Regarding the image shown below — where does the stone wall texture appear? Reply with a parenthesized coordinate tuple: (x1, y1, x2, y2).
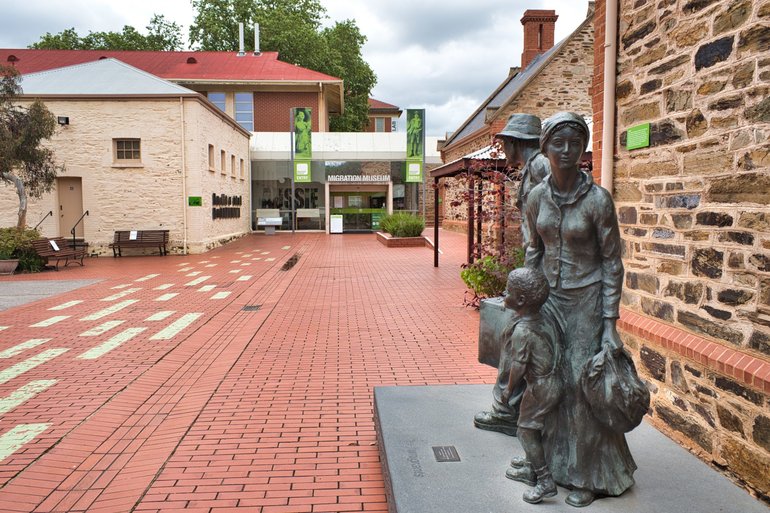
(0, 97, 250, 255)
(607, 0, 770, 500)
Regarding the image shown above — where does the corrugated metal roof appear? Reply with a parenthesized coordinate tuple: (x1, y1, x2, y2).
(19, 58, 196, 96)
(368, 98, 400, 111)
(1, 49, 342, 83)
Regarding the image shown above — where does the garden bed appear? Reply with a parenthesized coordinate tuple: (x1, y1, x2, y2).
(376, 231, 430, 248)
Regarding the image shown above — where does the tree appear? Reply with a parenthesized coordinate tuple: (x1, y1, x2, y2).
(0, 66, 62, 229)
(30, 15, 183, 51)
(189, 0, 376, 131)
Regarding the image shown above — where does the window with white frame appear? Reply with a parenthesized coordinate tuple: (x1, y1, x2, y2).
(234, 92, 254, 131)
(375, 117, 386, 132)
(114, 138, 141, 162)
(208, 92, 226, 112)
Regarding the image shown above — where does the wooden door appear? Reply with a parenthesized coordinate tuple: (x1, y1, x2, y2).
(57, 177, 84, 238)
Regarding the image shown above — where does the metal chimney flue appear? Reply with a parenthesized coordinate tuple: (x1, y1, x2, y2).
(254, 23, 261, 55)
(238, 22, 245, 56)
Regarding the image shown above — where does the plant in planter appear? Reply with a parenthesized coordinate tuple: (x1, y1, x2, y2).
(460, 246, 525, 308)
(379, 212, 425, 238)
(0, 227, 44, 274)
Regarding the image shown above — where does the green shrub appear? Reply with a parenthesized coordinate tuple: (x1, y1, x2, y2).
(379, 212, 425, 238)
(0, 227, 45, 272)
(460, 248, 525, 299)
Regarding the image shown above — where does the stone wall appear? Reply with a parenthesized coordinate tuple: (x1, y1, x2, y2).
(0, 97, 250, 255)
(610, 0, 770, 499)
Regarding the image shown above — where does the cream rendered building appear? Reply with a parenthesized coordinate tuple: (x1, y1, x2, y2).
(0, 59, 251, 254)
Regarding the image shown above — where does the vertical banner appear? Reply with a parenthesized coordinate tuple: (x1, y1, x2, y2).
(292, 107, 312, 182)
(405, 109, 424, 183)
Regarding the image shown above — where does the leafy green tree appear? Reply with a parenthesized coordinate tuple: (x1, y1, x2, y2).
(0, 66, 62, 229)
(30, 15, 183, 51)
(190, 0, 376, 131)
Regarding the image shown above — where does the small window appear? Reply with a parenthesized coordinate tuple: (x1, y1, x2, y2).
(208, 144, 215, 171)
(240, 158, 245, 179)
(208, 92, 226, 112)
(220, 150, 226, 175)
(114, 139, 141, 162)
(231, 155, 236, 177)
(234, 92, 254, 131)
(375, 117, 386, 132)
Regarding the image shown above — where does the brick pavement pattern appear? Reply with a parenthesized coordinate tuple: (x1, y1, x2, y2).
(0, 231, 493, 512)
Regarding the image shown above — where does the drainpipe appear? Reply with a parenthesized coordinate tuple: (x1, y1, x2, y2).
(180, 97, 188, 255)
(600, 0, 618, 194)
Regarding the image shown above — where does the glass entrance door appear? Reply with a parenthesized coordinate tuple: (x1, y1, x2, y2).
(330, 191, 387, 233)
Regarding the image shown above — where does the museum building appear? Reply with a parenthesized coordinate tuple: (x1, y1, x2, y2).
(0, 48, 438, 253)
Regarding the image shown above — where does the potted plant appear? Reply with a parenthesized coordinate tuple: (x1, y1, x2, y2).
(0, 227, 42, 275)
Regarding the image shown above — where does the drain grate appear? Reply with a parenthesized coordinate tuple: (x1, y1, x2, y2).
(280, 253, 300, 271)
(242, 305, 261, 311)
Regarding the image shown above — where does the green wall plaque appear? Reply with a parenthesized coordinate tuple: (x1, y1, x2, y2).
(188, 196, 202, 206)
(627, 123, 650, 150)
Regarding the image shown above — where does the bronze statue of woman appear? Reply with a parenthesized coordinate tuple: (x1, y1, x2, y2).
(521, 112, 636, 507)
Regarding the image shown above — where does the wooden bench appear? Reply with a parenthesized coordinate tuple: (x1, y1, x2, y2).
(109, 230, 169, 257)
(31, 237, 86, 270)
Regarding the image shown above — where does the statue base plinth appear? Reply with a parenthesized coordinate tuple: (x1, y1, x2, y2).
(374, 384, 767, 513)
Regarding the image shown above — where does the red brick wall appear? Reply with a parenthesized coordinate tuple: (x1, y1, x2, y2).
(521, 10, 558, 68)
(592, 0, 606, 185)
(254, 92, 320, 132)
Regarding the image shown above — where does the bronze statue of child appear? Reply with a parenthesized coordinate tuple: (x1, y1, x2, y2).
(502, 267, 561, 504)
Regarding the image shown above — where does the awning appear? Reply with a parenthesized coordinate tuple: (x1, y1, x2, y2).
(430, 145, 506, 178)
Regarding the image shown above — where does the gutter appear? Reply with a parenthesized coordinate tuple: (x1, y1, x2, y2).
(600, 0, 618, 193)
(180, 97, 188, 255)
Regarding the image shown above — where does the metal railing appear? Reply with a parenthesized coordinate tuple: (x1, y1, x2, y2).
(70, 210, 89, 248)
(33, 211, 53, 231)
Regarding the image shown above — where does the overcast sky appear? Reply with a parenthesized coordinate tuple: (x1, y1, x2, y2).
(0, 1, 590, 137)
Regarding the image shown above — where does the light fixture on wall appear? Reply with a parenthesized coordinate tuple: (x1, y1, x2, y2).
(57, 116, 69, 126)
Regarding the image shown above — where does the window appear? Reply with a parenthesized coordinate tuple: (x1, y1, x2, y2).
(114, 139, 141, 162)
(240, 159, 245, 180)
(234, 92, 254, 131)
(208, 144, 215, 171)
(375, 117, 386, 132)
(231, 155, 236, 177)
(220, 150, 226, 175)
(208, 92, 226, 112)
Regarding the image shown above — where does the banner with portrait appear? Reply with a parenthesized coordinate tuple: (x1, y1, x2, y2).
(292, 107, 312, 182)
(405, 108, 424, 182)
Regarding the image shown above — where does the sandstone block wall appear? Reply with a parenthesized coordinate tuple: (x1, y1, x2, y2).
(0, 97, 250, 255)
(607, 0, 770, 499)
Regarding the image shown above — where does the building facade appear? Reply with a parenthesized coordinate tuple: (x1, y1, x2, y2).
(0, 59, 251, 255)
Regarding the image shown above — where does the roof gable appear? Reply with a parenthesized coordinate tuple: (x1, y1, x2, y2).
(442, 11, 593, 149)
(18, 58, 196, 96)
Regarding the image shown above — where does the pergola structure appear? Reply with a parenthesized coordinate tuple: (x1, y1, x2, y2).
(429, 146, 508, 267)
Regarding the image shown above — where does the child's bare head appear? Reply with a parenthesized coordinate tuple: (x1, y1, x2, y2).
(505, 267, 549, 312)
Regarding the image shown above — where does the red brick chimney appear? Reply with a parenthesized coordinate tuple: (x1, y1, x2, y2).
(520, 9, 558, 68)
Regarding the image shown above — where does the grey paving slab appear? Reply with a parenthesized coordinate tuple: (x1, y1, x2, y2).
(374, 384, 768, 513)
(0, 279, 101, 311)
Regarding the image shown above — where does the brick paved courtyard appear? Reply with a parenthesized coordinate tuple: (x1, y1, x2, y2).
(0, 230, 494, 512)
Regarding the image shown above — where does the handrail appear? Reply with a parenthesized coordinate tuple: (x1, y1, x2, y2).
(70, 210, 89, 248)
(33, 211, 53, 231)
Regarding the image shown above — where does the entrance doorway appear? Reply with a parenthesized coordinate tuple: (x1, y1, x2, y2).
(57, 177, 84, 238)
(329, 188, 387, 233)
